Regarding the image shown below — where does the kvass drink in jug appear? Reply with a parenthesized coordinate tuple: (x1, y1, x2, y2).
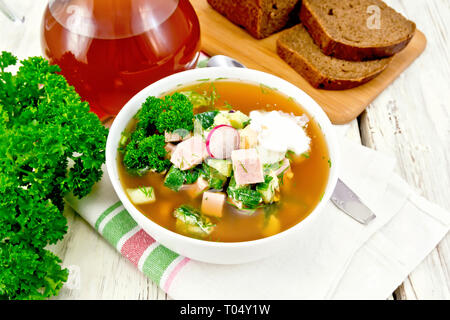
(41, 0, 201, 120)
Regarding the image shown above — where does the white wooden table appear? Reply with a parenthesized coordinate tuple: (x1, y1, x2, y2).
(1, 0, 449, 300)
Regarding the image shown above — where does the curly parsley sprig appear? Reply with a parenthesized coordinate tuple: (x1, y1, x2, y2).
(0, 52, 108, 300)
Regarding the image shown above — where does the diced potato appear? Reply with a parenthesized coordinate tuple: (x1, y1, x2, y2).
(239, 126, 258, 149)
(201, 191, 226, 218)
(126, 186, 155, 205)
(261, 215, 281, 238)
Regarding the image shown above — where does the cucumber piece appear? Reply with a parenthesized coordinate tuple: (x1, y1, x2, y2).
(227, 177, 262, 210)
(173, 205, 215, 237)
(213, 112, 231, 126)
(206, 159, 232, 177)
(256, 174, 280, 204)
(126, 186, 155, 204)
(226, 111, 250, 129)
(199, 163, 228, 190)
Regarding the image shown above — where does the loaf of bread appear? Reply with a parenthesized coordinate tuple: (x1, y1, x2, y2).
(207, 0, 300, 39)
(276, 24, 392, 90)
(300, 0, 416, 61)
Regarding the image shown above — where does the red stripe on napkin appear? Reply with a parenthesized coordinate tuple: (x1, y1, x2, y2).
(120, 229, 155, 266)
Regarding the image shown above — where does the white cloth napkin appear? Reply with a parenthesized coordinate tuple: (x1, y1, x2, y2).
(66, 128, 450, 300)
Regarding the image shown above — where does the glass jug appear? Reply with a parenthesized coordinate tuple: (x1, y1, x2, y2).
(41, 0, 201, 120)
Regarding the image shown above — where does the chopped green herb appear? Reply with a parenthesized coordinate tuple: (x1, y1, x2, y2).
(302, 152, 310, 159)
(164, 166, 186, 191)
(138, 186, 153, 198)
(260, 83, 277, 94)
(242, 119, 251, 127)
(128, 186, 156, 204)
(194, 110, 219, 129)
(263, 160, 283, 174)
(227, 178, 262, 209)
(118, 131, 130, 152)
(209, 82, 220, 106)
(239, 161, 248, 173)
(319, 191, 325, 201)
(285, 150, 295, 161)
(184, 168, 200, 184)
(256, 175, 279, 204)
(199, 163, 227, 190)
(173, 205, 215, 235)
(222, 101, 234, 110)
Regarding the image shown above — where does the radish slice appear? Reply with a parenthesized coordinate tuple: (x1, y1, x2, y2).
(206, 125, 240, 159)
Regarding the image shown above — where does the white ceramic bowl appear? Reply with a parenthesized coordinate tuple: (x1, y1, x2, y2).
(106, 67, 339, 264)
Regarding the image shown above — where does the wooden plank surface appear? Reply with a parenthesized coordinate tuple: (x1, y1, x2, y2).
(0, 0, 448, 300)
(358, 0, 450, 299)
(191, 0, 427, 125)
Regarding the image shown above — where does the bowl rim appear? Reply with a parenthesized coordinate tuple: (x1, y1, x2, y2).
(106, 67, 340, 249)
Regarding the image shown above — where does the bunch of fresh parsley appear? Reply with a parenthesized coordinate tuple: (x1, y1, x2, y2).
(0, 52, 108, 299)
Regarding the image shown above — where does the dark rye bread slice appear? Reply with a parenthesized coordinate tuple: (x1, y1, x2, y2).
(276, 24, 392, 90)
(207, 0, 300, 39)
(300, 0, 416, 61)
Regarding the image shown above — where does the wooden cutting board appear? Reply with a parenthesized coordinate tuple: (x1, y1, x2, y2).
(191, 0, 427, 124)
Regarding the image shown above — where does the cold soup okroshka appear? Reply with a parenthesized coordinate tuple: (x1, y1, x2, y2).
(117, 80, 330, 242)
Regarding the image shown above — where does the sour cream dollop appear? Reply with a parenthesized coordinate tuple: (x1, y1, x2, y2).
(249, 110, 311, 157)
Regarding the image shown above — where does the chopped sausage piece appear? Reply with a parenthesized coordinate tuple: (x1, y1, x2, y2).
(180, 177, 210, 198)
(274, 158, 291, 177)
(201, 191, 226, 218)
(231, 148, 264, 185)
(164, 143, 176, 158)
(164, 130, 191, 142)
(170, 136, 208, 170)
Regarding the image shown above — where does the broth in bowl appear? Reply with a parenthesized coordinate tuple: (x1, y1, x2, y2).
(117, 80, 330, 242)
